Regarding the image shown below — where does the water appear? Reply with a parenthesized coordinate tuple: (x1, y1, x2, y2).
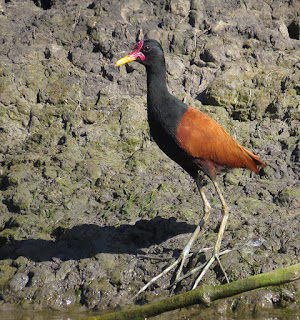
(0, 310, 85, 320)
(0, 307, 299, 320)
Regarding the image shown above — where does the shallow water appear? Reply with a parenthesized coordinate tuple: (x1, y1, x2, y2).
(0, 308, 299, 320)
(156, 307, 300, 320)
(0, 310, 84, 320)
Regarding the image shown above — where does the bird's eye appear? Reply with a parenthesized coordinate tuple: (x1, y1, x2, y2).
(143, 45, 150, 52)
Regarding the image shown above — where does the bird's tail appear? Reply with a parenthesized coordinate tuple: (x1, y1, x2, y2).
(242, 147, 266, 174)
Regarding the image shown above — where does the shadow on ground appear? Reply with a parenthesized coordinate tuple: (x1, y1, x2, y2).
(0, 217, 195, 262)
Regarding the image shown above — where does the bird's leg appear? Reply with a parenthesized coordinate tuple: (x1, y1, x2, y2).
(134, 176, 211, 297)
(192, 181, 229, 289)
(211, 181, 230, 281)
(175, 176, 212, 281)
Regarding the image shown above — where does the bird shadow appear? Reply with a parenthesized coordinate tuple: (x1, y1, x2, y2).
(0, 216, 195, 262)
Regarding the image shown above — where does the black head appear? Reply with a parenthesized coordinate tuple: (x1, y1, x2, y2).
(116, 39, 165, 68)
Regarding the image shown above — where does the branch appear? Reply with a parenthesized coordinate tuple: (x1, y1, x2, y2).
(82, 263, 300, 320)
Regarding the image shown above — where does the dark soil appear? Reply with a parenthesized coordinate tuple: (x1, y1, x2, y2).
(0, 0, 299, 317)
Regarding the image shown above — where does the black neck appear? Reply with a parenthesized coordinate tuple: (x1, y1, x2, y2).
(146, 63, 169, 108)
(145, 60, 187, 139)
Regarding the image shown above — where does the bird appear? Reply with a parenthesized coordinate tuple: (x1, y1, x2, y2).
(116, 39, 266, 294)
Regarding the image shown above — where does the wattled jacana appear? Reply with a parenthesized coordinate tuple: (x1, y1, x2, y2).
(116, 39, 266, 294)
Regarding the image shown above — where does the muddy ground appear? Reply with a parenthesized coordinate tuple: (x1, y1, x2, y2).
(0, 0, 299, 317)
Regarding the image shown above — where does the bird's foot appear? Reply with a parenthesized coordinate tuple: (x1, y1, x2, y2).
(133, 228, 201, 298)
(192, 249, 230, 289)
(174, 246, 213, 282)
(133, 247, 231, 298)
(133, 247, 206, 298)
(133, 256, 182, 299)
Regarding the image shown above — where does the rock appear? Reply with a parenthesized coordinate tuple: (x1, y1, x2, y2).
(0, 0, 299, 315)
(170, 0, 190, 17)
(8, 273, 29, 292)
(287, 18, 300, 40)
(166, 58, 186, 79)
(276, 187, 300, 208)
(81, 281, 102, 308)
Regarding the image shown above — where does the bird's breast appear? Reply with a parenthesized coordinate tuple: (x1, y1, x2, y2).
(146, 101, 190, 164)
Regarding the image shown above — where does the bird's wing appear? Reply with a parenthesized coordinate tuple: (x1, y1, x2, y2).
(175, 106, 264, 172)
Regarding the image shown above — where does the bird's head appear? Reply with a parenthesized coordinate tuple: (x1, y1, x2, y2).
(116, 39, 164, 68)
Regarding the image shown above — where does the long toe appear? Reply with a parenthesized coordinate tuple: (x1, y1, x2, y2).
(215, 253, 229, 283)
(134, 257, 181, 297)
(192, 248, 232, 289)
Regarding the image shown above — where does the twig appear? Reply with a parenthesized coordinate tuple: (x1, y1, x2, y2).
(81, 263, 300, 320)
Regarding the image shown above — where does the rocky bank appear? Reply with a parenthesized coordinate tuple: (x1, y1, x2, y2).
(0, 0, 299, 318)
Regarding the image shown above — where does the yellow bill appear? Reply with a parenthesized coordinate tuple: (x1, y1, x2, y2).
(115, 55, 136, 66)
(115, 41, 145, 67)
